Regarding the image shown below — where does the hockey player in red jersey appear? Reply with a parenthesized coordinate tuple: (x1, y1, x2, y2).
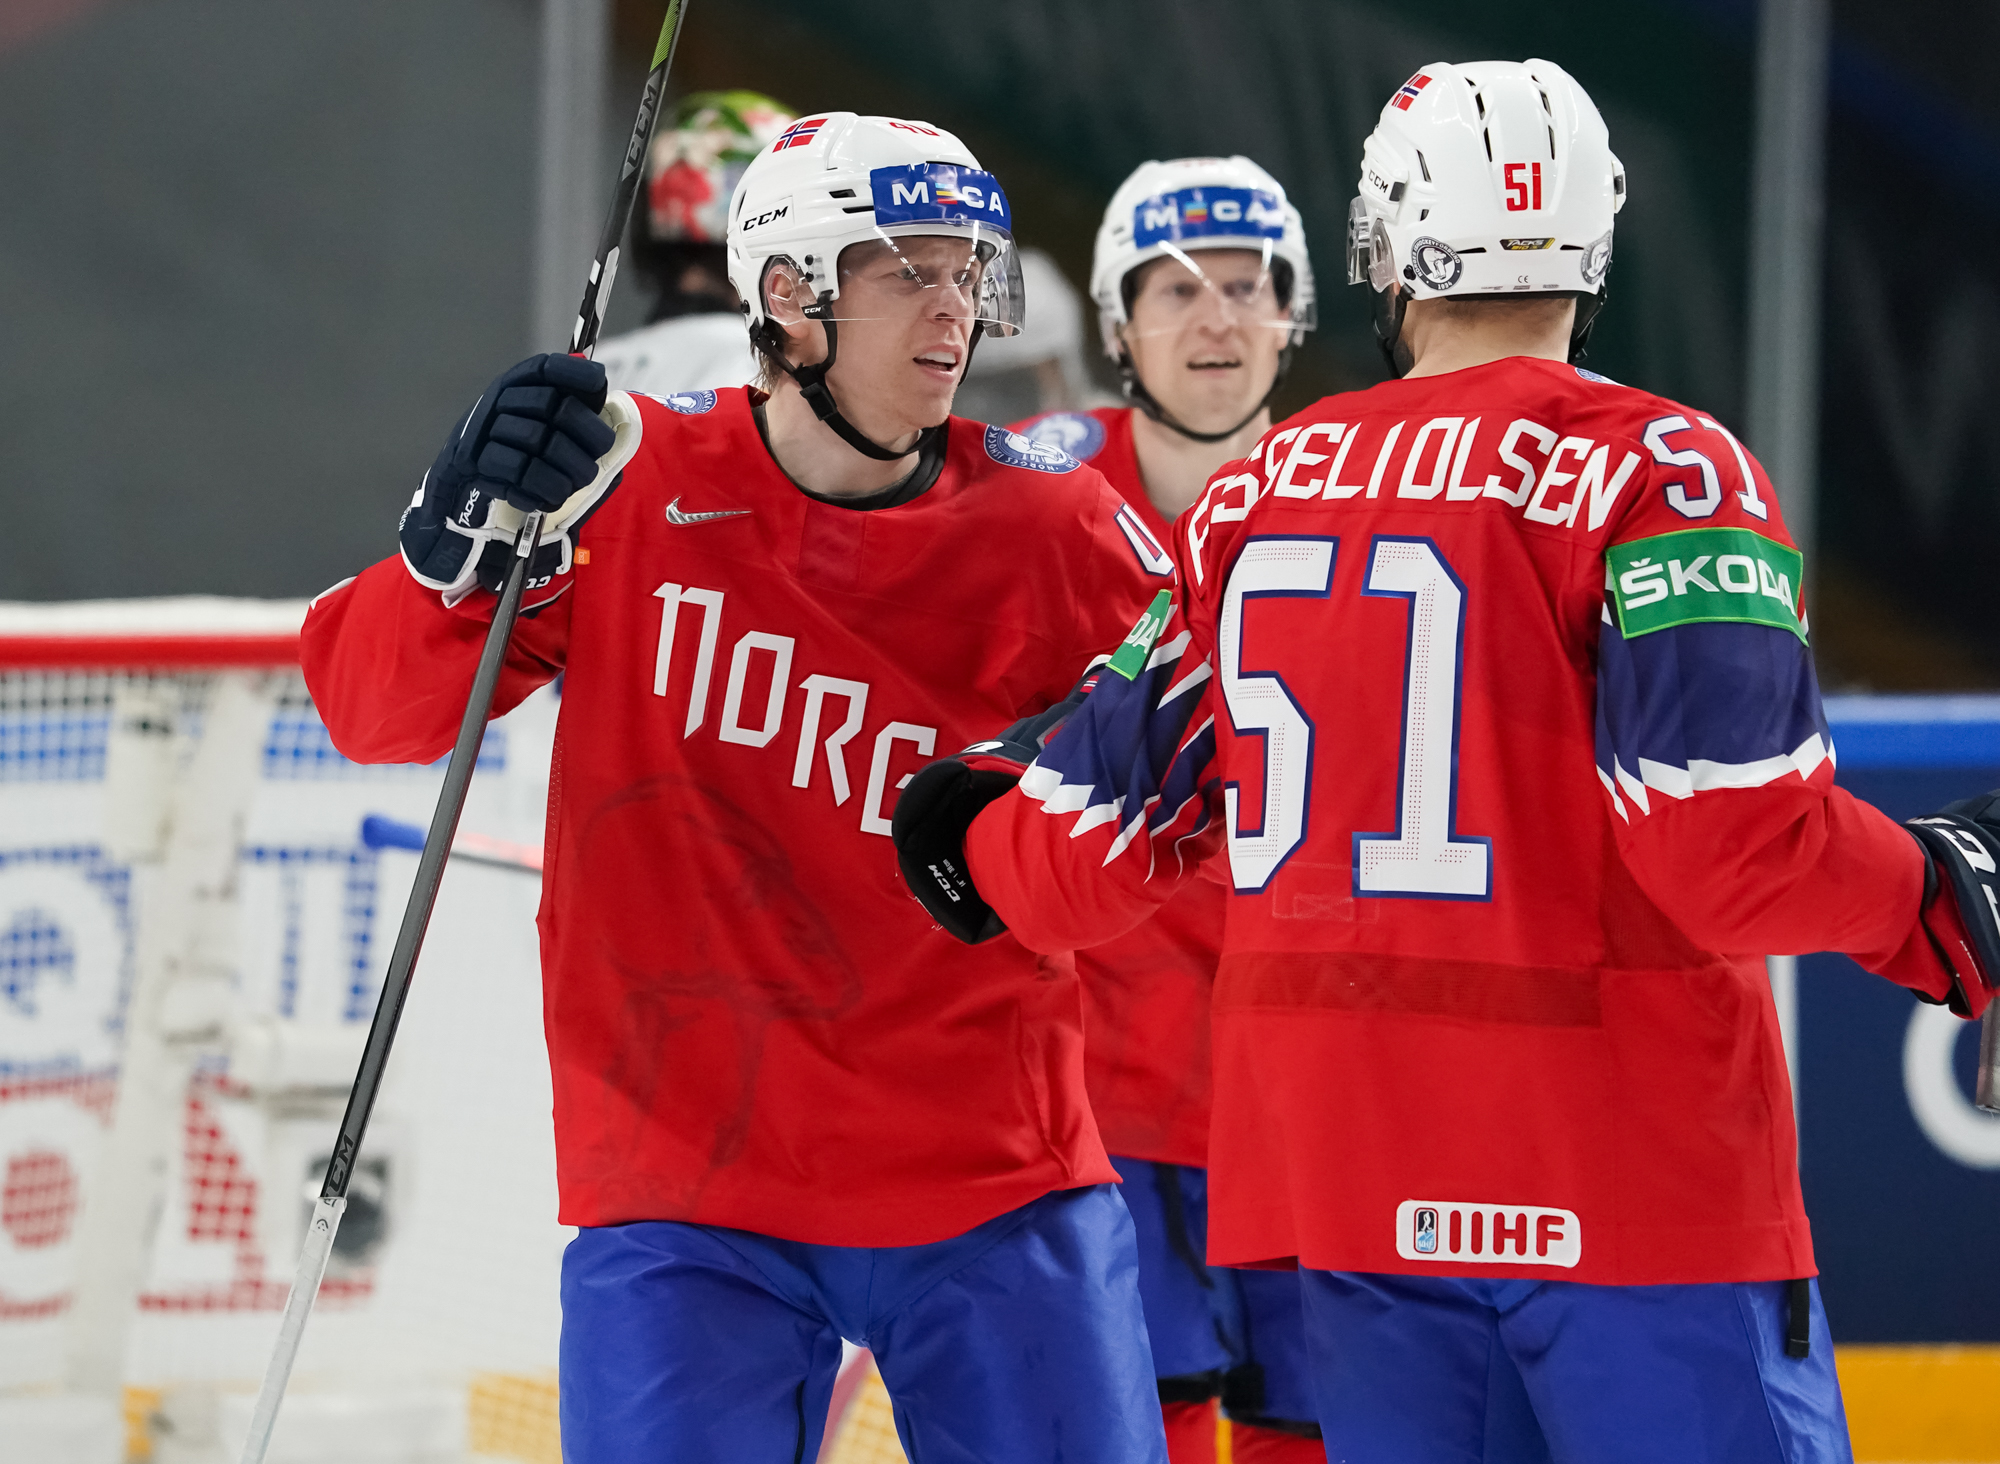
(302, 113, 1170, 1464)
(895, 62, 2000, 1463)
(1011, 157, 1323, 1464)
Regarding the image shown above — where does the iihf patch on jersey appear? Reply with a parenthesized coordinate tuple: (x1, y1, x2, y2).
(983, 424, 1079, 474)
(1020, 412, 1106, 463)
(1395, 1199, 1580, 1268)
(1574, 367, 1618, 385)
(1410, 237, 1462, 291)
(658, 388, 717, 416)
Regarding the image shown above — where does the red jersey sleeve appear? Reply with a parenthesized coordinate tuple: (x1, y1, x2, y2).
(1038, 461, 1180, 701)
(300, 557, 569, 765)
(968, 502, 1227, 954)
(1590, 409, 1947, 996)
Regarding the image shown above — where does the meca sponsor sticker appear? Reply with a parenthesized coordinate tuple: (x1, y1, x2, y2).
(1132, 186, 1286, 250)
(1607, 527, 1805, 643)
(870, 163, 1012, 233)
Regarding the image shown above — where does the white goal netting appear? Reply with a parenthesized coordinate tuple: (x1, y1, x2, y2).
(0, 599, 911, 1464)
(0, 599, 567, 1464)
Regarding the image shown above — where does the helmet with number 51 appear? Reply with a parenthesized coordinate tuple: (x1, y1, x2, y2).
(1347, 58, 1626, 375)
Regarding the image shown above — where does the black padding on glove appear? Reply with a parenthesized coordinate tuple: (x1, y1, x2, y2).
(1905, 789, 2000, 1018)
(401, 354, 615, 593)
(892, 759, 1019, 944)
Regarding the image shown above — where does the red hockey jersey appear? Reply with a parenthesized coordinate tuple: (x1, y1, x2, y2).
(970, 357, 1954, 1285)
(1016, 406, 1224, 1169)
(303, 388, 1163, 1245)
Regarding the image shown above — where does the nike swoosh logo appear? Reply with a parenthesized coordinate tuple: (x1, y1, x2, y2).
(665, 497, 752, 526)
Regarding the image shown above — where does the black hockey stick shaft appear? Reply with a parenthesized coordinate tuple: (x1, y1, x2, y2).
(239, 9, 692, 1461)
(1979, 1004, 1998, 1114)
(318, 516, 545, 1207)
(323, 0, 690, 1215)
(571, 0, 690, 357)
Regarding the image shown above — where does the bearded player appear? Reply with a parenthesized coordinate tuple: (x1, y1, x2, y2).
(1012, 158, 1322, 1464)
(896, 62, 2000, 1462)
(302, 113, 1170, 1463)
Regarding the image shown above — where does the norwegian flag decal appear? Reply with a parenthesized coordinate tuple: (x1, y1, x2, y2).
(1392, 73, 1433, 111)
(772, 116, 826, 151)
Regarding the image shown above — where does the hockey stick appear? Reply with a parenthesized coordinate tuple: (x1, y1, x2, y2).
(236, 7, 691, 1460)
(1980, 1005, 1998, 1114)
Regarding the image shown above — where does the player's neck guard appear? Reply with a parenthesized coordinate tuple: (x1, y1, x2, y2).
(751, 315, 947, 463)
(1373, 283, 1610, 379)
(1119, 347, 1291, 445)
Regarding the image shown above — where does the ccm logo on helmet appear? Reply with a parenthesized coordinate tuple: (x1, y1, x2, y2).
(1397, 1200, 1580, 1267)
(740, 203, 791, 232)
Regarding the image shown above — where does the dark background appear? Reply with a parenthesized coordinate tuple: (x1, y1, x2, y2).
(1802, 756, 2000, 1342)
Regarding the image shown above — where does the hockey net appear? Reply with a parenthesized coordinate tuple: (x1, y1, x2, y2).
(0, 598, 911, 1464)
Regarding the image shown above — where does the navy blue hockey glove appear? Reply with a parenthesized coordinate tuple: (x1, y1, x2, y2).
(400, 354, 636, 609)
(1904, 791, 2000, 1021)
(892, 664, 1106, 944)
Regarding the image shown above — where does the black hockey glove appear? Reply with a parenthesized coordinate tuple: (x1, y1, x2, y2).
(1904, 791, 2000, 1020)
(892, 665, 1105, 944)
(400, 354, 631, 609)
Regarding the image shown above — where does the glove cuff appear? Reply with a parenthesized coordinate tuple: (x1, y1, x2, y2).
(400, 390, 645, 610)
(1904, 816, 2000, 1019)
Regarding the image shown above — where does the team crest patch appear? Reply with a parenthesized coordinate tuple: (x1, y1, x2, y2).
(983, 423, 1080, 474)
(1574, 367, 1617, 385)
(1020, 412, 1107, 463)
(1581, 229, 1613, 288)
(660, 388, 717, 415)
(1410, 236, 1462, 292)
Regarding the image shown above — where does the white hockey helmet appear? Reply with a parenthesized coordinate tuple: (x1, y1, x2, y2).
(725, 112, 1026, 459)
(726, 112, 1024, 336)
(1090, 155, 1315, 355)
(1089, 156, 1315, 442)
(1347, 59, 1626, 370)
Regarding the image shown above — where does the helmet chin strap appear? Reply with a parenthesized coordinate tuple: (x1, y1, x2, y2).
(1118, 343, 1293, 446)
(752, 312, 948, 463)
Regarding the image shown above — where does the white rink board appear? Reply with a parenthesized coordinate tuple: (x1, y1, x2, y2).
(0, 672, 568, 1396)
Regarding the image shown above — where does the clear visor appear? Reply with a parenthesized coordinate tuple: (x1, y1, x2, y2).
(1346, 196, 1396, 292)
(1118, 240, 1313, 345)
(803, 224, 1027, 338)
